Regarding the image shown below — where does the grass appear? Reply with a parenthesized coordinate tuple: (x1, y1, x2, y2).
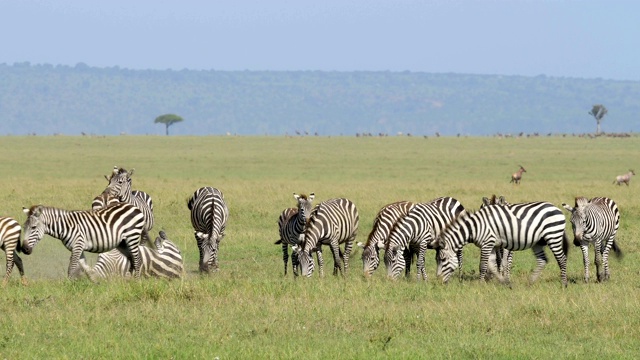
(1, 135, 640, 359)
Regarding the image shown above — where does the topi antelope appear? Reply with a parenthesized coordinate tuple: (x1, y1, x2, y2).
(613, 170, 635, 186)
(510, 165, 526, 184)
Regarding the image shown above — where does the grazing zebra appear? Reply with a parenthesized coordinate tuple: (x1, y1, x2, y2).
(101, 166, 154, 246)
(187, 186, 229, 273)
(274, 193, 315, 276)
(613, 170, 635, 186)
(358, 201, 415, 277)
(562, 197, 622, 282)
(293, 198, 359, 277)
(510, 165, 526, 184)
(435, 201, 569, 287)
(382, 197, 465, 280)
(0, 217, 26, 286)
(21, 203, 145, 279)
(86, 231, 183, 280)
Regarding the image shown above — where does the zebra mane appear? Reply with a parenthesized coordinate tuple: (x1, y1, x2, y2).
(436, 209, 474, 247)
(574, 196, 589, 208)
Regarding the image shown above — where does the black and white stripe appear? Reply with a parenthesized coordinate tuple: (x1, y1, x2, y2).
(436, 201, 569, 287)
(294, 198, 359, 277)
(87, 231, 183, 280)
(101, 167, 155, 246)
(562, 197, 622, 282)
(383, 197, 465, 280)
(21, 203, 145, 279)
(274, 193, 315, 276)
(358, 201, 415, 277)
(91, 192, 120, 210)
(0, 217, 26, 285)
(481, 195, 513, 279)
(187, 186, 229, 273)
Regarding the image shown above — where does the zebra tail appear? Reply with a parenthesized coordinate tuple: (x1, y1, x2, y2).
(563, 232, 570, 257)
(274, 239, 283, 245)
(611, 240, 624, 260)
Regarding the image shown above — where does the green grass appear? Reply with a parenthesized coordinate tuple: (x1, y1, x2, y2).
(1, 135, 640, 359)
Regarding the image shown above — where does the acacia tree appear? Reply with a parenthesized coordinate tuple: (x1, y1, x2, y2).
(154, 114, 184, 136)
(589, 104, 608, 135)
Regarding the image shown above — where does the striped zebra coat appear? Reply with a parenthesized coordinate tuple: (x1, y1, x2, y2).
(0, 217, 26, 286)
(294, 198, 359, 277)
(101, 166, 155, 247)
(436, 202, 570, 287)
(274, 193, 316, 276)
(187, 186, 229, 273)
(562, 197, 622, 282)
(21, 203, 145, 279)
(86, 231, 183, 280)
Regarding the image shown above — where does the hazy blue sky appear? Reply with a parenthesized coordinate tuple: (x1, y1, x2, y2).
(2, 0, 638, 80)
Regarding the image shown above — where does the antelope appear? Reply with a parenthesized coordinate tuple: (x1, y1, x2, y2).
(510, 165, 526, 184)
(613, 170, 635, 186)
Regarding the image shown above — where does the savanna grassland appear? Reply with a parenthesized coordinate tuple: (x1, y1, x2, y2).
(1, 135, 639, 359)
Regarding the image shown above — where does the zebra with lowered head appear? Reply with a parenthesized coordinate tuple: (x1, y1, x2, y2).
(85, 230, 183, 280)
(0, 216, 27, 286)
(21, 203, 145, 279)
(435, 201, 569, 287)
(187, 186, 229, 273)
(293, 198, 359, 277)
(100, 166, 154, 246)
(274, 193, 315, 276)
(562, 197, 622, 282)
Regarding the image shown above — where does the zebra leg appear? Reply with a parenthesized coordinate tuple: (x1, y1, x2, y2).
(281, 243, 289, 276)
(291, 249, 300, 277)
(330, 243, 343, 276)
(549, 242, 568, 288)
(68, 244, 86, 279)
(456, 249, 464, 280)
(13, 252, 27, 286)
(78, 256, 99, 283)
(504, 249, 514, 282)
(416, 243, 428, 281)
(529, 245, 548, 284)
(601, 237, 614, 281)
(579, 244, 590, 283)
(2, 248, 15, 287)
(315, 247, 325, 277)
(594, 239, 604, 282)
(406, 249, 414, 278)
(478, 244, 494, 281)
(342, 239, 354, 277)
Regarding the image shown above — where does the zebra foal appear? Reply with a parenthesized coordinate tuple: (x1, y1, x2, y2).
(0, 217, 27, 285)
(187, 186, 229, 273)
(274, 193, 315, 276)
(21, 203, 145, 279)
(562, 197, 622, 282)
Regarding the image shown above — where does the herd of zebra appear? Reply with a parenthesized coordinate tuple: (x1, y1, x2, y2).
(276, 192, 622, 287)
(0, 166, 229, 285)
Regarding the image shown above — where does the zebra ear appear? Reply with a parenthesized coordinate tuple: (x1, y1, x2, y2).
(561, 203, 574, 213)
(293, 193, 300, 201)
(309, 193, 315, 201)
(22, 207, 30, 215)
(129, 168, 135, 177)
(482, 197, 491, 206)
(291, 244, 301, 252)
(498, 196, 507, 206)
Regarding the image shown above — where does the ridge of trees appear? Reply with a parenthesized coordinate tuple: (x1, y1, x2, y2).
(0, 62, 639, 136)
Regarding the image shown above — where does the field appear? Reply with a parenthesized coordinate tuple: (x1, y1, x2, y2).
(1, 135, 640, 359)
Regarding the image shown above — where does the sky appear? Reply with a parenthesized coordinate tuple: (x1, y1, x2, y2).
(1, 0, 639, 81)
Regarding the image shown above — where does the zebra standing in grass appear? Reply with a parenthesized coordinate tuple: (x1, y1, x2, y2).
(562, 197, 622, 282)
(0, 217, 27, 286)
(100, 166, 154, 246)
(86, 231, 183, 280)
(274, 193, 315, 276)
(293, 198, 359, 277)
(187, 186, 229, 273)
(435, 201, 569, 287)
(481, 195, 513, 279)
(613, 170, 635, 186)
(21, 203, 145, 279)
(382, 197, 465, 280)
(358, 201, 415, 277)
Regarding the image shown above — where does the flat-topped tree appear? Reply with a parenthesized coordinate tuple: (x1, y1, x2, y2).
(154, 113, 183, 136)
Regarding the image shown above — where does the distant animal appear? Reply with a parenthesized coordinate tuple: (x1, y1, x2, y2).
(274, 193, 316, 276)
(510, 165, 527, 184)
(187, 186, 229, 273)
(562, 197, 622, 283)
(613, 170, 635, 186)
(0, 217, 26, 286)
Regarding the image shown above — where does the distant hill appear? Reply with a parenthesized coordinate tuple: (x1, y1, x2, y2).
(1, 62, 639, 136)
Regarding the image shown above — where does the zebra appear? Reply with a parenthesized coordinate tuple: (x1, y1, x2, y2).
(613, 170, 635, 186)
(0, 216, 27, 286)
(510, 165, 526, 184)
(21, 203, 145, 279)
(435, 201, 569, 287)
(187, 186, 229, 273)
(481, 195, 513, 279)
(273, 193, 315, 276)
(100, 166, 154, 247)
(293, 198, 359, 277)
(358, 201, 415, 277)
(86, 231, 183, 280)
(382, 197, 465, 280)
(91, 191, 120, 210)
(562, 197, 622, 282)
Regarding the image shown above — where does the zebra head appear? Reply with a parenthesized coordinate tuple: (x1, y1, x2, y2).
(21, 205, 47, 255)
(435, 213, 468, 283)
(292, 243, 315, 277)
(103, 167, 134, 200)
(562, 197, 589, 245)
(359, 240, 384, 276)
(154, 231, 168, 253)
(383, 243, 406, 280)
(293, 192, 315, 221)
(195, 231, 218, 273)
